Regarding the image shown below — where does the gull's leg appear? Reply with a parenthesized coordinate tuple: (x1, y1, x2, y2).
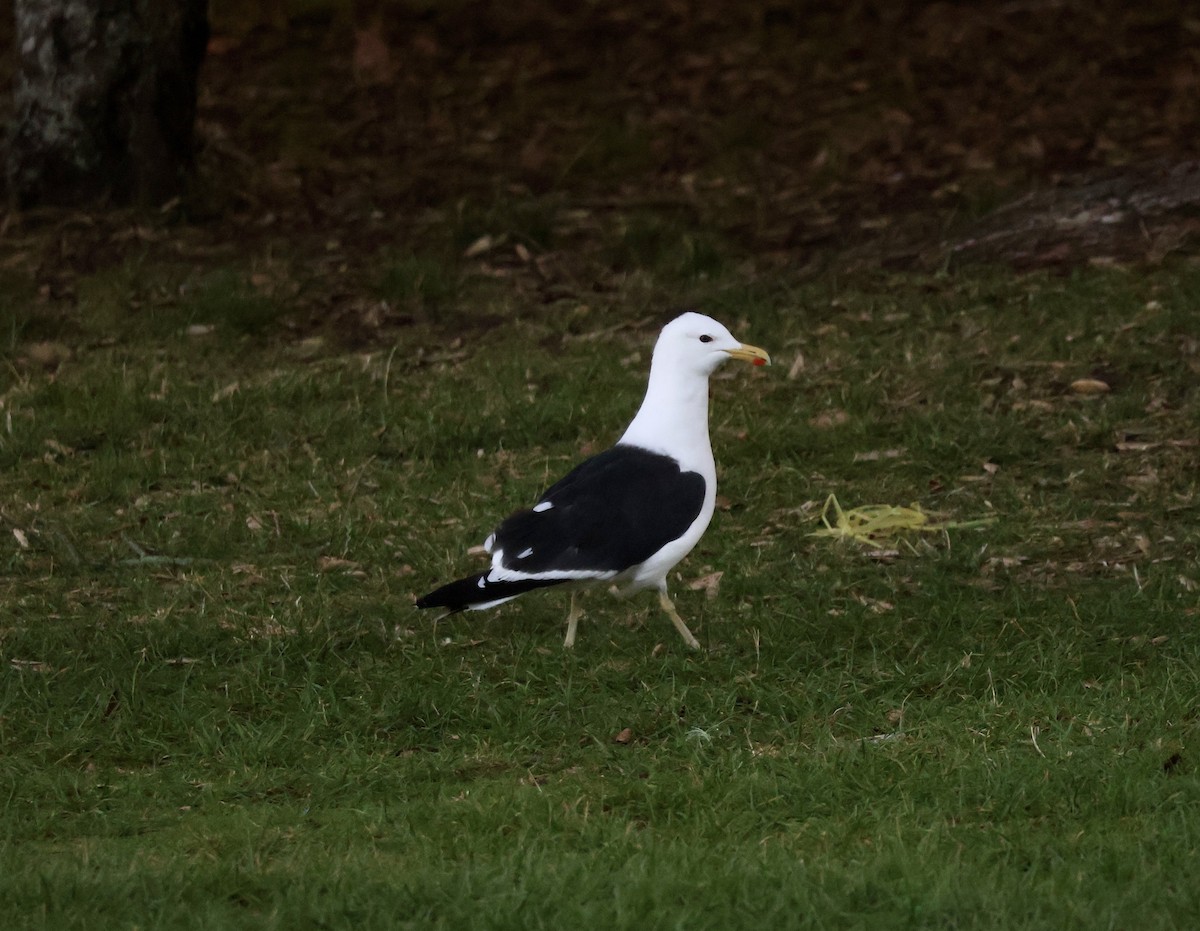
(563, 592, 584, 649)
(657, 589, 701, 650)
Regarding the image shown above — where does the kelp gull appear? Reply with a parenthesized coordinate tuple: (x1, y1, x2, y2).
(416, 312, 770, 649)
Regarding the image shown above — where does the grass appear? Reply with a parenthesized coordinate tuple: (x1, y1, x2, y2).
(2, 258, 1199, 929)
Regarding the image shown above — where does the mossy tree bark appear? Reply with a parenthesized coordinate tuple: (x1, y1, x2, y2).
(6, 0, 209, 207)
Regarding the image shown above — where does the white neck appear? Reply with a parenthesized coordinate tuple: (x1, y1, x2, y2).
(618, 355, 714, 473)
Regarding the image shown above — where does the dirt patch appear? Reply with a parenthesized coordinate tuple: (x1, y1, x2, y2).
(2, 1, 1199, 327)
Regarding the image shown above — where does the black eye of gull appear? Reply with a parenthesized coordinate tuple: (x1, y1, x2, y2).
(699, 335, 713, 343)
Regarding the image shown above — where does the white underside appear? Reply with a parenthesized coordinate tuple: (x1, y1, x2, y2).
(608, 500, 714, 593)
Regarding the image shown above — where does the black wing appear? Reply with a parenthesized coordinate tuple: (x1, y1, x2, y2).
(489, 444, 706, 575)
(415, 573, 562, 611)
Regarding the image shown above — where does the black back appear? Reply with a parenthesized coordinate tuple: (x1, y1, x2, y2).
(492, 444, 706, 575)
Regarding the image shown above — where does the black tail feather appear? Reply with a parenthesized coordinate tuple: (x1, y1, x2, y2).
(415, 573, 564, 612)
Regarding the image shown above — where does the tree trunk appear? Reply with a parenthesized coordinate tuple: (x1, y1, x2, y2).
(6, 0, 209, 208)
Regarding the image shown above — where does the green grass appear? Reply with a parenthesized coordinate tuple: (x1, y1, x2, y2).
(377, 251, 462, 311)
(606, 213, 732, 280)
(2, 261, 1199, 929)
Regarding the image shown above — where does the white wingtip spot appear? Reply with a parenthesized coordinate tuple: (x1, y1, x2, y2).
(476, 577, 486, 588)
(517, 547, 534, 559)
(532, 501, 553, 512)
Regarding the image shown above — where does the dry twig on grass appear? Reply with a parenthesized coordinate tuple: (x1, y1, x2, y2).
(809, 493, 995, 548)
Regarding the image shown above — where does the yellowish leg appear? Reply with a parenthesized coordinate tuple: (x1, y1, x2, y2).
(563, 593, 584, 649)
(657, 590, 701, 650)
